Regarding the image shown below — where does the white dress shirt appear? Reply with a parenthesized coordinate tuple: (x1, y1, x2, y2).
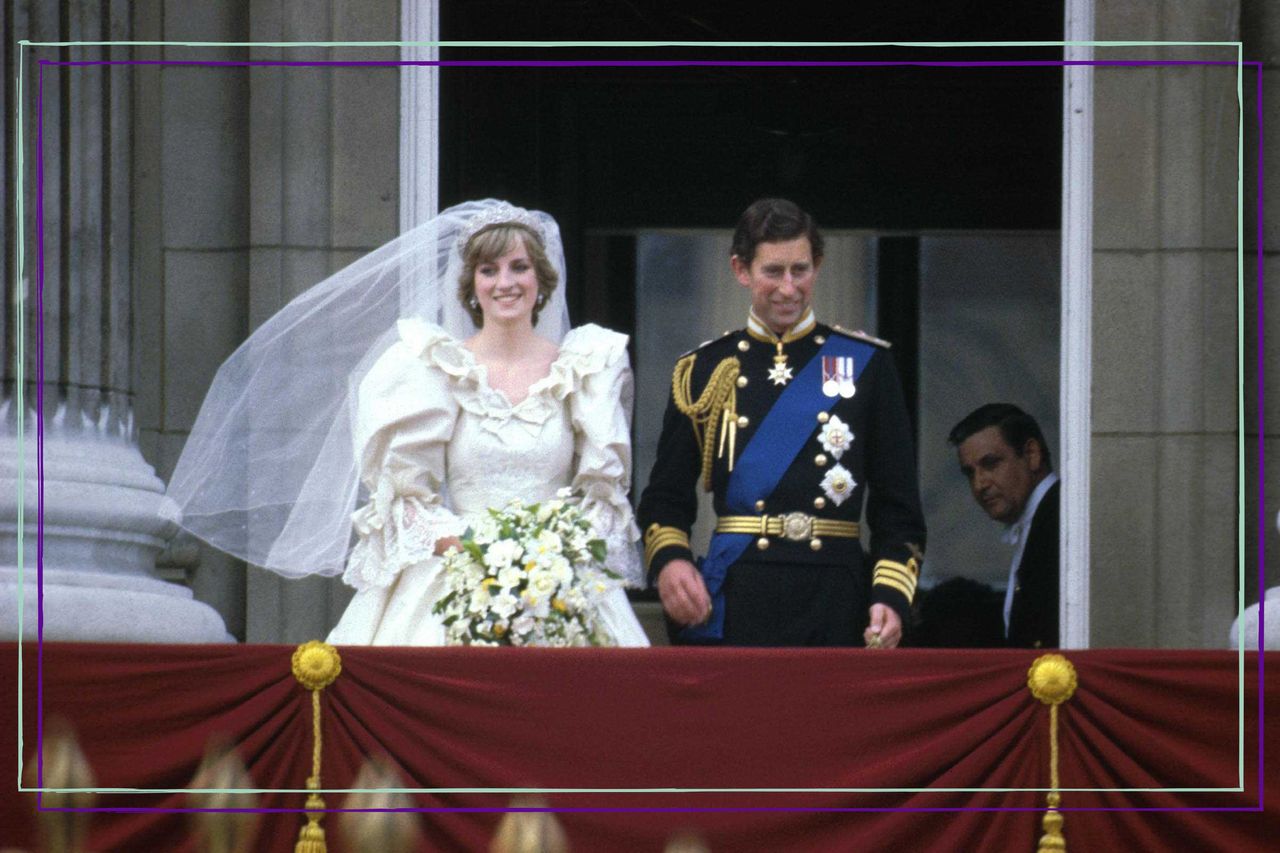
(1001, 472, 1060, 635)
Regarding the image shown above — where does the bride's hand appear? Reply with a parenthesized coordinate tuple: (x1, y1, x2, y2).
(433, 536, 463, 556)
(657, 559, 713, 626)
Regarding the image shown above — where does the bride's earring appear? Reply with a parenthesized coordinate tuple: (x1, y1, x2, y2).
(536, 293, 546, 307)
(467, 296, 479, 310)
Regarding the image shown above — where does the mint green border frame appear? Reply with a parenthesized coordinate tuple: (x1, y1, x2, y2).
(11, 38, 1249, 799)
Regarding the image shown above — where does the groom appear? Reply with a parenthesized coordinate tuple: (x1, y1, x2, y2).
(637, 198, 926, 647)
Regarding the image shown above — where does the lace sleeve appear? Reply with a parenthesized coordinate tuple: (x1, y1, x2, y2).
(564, 325, 645, 588)
(342, 325, 466, 591)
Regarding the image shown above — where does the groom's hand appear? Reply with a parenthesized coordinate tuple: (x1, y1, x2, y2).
(657, 559, 713, 626)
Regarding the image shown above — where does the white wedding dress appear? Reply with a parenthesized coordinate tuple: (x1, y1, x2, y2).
(326, 318, 650, 646)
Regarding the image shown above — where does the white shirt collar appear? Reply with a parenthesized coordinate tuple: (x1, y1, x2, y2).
(1001, 472, 1058, 545)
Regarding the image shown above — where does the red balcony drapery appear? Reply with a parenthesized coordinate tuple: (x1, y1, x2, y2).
(2, 644, 1275, 851)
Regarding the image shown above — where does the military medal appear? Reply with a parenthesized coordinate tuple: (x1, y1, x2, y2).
(822, 355, 856, 398)
(768, 341, 793, 386)
(838, 356, 856, 398)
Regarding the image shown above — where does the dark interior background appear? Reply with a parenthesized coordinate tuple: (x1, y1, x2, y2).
(437, 1, 1064, 336)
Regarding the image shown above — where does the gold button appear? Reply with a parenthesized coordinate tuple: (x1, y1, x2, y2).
(813, 497, 826, 510)
(737, 340, 750, 352)
(736, 375, 749, 388)
(815, 335, 826, 345)
(810, 538, 823, 551)
(737, 415, 750, 429)
(756, 537, 770, 550)
(817, 412, 830, 424)
(755, 499, 766, 511)
(815, 453, 828, 466)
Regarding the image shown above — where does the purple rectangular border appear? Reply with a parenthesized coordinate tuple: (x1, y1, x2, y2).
(27, 53, 1259, 819)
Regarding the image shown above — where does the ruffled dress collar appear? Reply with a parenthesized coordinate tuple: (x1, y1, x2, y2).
(395, 318, 618, 433)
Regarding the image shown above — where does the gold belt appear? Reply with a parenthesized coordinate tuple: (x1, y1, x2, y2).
(715, 513, 860, 542)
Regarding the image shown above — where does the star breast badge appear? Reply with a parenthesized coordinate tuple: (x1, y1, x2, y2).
(817, 415, 853, 460)
(820, 464, 856, 506)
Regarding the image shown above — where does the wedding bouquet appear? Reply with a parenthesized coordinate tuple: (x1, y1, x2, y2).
(433, 488, 621, 647)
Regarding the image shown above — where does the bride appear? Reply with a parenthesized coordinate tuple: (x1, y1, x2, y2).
(165, 200, 649, 646)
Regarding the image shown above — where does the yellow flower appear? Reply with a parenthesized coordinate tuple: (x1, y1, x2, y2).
(524, 561, 537, 572)
(493, 623, 507, 637)
(482, 577, 498, 588)
(552, 598, 567, 613)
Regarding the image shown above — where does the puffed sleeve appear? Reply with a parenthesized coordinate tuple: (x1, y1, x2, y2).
(561, 324, 645, 588)
(342, 319, 466, 591)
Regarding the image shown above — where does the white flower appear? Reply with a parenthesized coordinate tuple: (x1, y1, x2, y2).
(555, 486, 574, 499)
(527, 570, 558, 598)
(490, 591, 519, 619)
(546, 556, 573, 585)
(534, 530, 563, 558)
(497, 564, 525, 590)
(818, 415, 853, 460)
(472, 517, 501, 544)
(484, 539, 523, 569)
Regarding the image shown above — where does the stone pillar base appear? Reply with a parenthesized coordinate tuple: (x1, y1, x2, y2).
(0, 432, 231, 643)
(0, 567, 231, 643)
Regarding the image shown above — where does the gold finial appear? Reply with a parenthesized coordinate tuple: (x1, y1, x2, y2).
(189, 737, 261, 853)
(340, 755, 422, 853)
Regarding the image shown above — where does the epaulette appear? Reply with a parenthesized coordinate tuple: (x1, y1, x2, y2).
(678, 328, 740, 359)
(830, 324, 892, 348)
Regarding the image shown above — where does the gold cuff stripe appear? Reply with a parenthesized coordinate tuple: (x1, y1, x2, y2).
(876, 568, 917, 596)
(644, 524, 691, 569)
(874, 575, 915, 602)
(715, 516, 860, 539)
(876, 558, 919, 578)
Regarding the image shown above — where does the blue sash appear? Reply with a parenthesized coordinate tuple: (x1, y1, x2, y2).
(681, 334, 875, 642)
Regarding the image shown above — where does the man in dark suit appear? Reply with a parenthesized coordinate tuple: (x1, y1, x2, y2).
(637, 198, 927, 647)
(949, 404, 1058, 649)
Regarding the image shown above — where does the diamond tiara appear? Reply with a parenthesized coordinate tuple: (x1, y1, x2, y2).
(455, 202, 547, 255)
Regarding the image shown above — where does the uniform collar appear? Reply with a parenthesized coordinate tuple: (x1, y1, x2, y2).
(746, 308, 817, 345)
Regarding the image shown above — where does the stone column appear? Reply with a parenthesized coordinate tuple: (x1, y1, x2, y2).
(1, 3, 228, 641)
(1242, 0, 1280, 612)
(1090, 1, 1240, 647)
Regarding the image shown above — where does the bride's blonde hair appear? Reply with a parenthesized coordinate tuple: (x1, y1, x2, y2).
(458, 223, 559, 328)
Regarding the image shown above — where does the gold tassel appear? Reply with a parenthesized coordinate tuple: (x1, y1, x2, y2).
(291, 641, 343, 853)
(1027, 654, 1078, 853)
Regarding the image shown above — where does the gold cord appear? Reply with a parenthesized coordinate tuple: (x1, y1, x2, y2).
(291, 641, 342, 853)
(672, 355, 740, 490)
(1028, 654, 1076, 853)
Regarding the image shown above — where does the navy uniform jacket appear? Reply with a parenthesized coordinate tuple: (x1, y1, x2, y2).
(1006, 479, 1060, 649)
(636, 319, 927, 623)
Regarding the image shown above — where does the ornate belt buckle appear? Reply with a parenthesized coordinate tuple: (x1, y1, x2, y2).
(780, 512, 814, 542)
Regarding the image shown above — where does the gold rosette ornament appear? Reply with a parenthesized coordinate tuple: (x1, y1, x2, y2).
(1027, 653, 1078, 853)
(291, 641, 342, 853)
